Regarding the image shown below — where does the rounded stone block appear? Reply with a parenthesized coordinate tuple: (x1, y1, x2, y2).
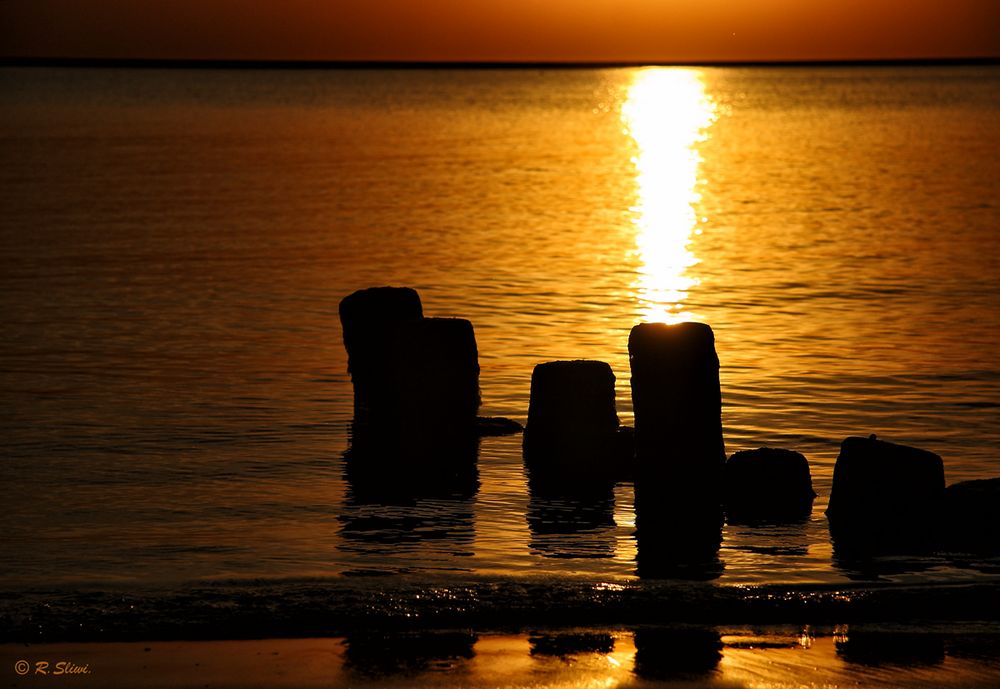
(724, 448, 816, 523)
(942, 477, 1000, 554)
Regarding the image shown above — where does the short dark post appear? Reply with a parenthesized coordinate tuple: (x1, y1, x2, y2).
(338, 286, 423, 428)
(523, 360, 620, 487)
(628, 322, 725, 573)
(826, 435, 945, 554)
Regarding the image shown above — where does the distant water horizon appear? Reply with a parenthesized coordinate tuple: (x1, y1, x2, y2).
(3, 56, 999, 70)
(1, 64, 998, 621)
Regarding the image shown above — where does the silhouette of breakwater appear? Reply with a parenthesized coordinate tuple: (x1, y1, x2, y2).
(338, 286, 1000, 575)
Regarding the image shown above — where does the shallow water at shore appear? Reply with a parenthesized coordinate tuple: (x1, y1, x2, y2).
(4, 625, 1000, 689)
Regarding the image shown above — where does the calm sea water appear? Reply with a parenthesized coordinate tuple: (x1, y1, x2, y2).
(1, 66, 998, 601)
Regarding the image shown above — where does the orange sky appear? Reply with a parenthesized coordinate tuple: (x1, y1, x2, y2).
(1, 0, 997, 62)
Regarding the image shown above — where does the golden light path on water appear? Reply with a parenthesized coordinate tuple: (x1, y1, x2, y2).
(621, 69, 717, 323)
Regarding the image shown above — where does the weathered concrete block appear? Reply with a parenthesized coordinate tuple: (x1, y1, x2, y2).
(724, 448, 816, 523)
(826, 435, 945, 553)
(523, 360, 620, 485)
(942, 477, 1000, 554)
(628, 322, 725, 571)
(338, 286, 423, 422)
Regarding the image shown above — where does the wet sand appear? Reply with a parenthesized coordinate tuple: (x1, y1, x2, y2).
(4, 626, 999, 688)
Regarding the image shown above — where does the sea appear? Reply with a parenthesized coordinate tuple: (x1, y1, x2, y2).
(1, 65, 999, 666)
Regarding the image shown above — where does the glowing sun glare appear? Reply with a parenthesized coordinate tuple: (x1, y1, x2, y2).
(621, 69, 717, 323)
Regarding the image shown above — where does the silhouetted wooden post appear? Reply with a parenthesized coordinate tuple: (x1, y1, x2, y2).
(339, 289, 481, 486)
(827, 435, 945, 554)
(338, 286, 423, 430)
(523, 360, 620, 487)
(628, 322, 725, 574)
(391, 317, 481, 449)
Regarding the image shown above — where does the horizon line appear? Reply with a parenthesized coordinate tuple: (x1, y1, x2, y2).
(2, 56, 998, 70)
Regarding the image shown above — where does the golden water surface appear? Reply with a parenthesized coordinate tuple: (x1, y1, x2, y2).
(1, 65, 998, 585)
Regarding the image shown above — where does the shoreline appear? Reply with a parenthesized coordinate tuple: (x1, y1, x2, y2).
(3, 577, 999, 644)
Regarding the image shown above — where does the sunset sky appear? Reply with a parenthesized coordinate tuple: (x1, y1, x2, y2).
(1, 0, 998, 63)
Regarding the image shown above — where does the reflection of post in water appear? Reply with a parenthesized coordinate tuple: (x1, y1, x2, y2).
(723, 519, 812, 563)
(343, 631, 477, 678)
(528, 632, 615, 657)
(830, 544, 937, 582)
(339, 446, 479, 561)
(835, 628, 944, 668)
(629, 323, 725, 578)
(633, 627, 722, 680)
(525, 480, 617, 560)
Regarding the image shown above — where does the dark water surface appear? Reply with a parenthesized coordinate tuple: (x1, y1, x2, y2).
(1, 67, 999, 636)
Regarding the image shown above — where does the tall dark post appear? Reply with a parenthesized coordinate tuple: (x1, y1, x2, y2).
(523, 360, 620, 486)
(628, 322, 725, 575)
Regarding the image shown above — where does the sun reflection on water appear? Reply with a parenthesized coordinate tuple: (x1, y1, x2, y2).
(621, 69, 717, 323)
